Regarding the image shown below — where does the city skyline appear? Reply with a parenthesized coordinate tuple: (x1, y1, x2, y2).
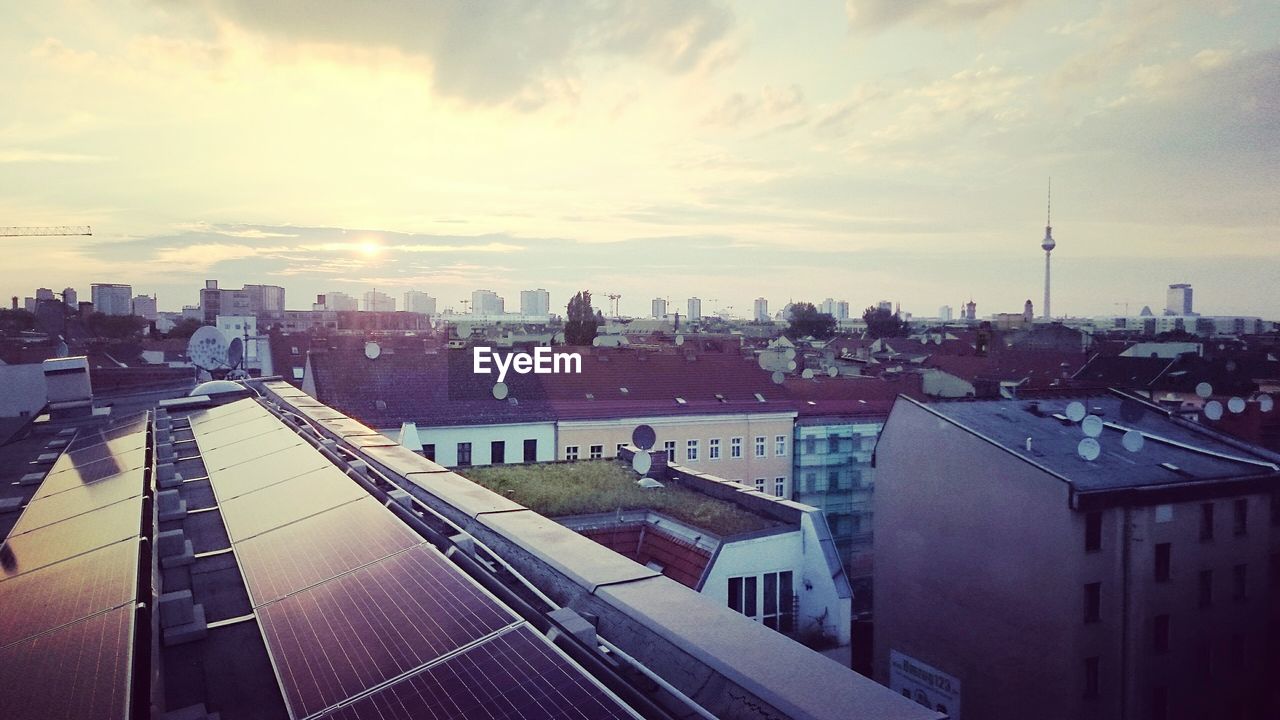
(3, 2, 1277, 318)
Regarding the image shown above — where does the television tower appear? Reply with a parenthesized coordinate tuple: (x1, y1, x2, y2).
(1040, 178, 1055, 320)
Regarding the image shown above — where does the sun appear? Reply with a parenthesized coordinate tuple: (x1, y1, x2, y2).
(357, 240, 382, 257)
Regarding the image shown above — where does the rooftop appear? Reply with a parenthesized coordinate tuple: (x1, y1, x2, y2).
(913, 391, 1280, 493)
(462, 460, 784, 537)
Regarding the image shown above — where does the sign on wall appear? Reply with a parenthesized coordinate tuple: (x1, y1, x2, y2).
(889, 650, 961, 719)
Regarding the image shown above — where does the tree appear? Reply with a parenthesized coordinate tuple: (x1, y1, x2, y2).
(564, 290, 600, 345)
(166, 317, 206, 339)
(862, 305, 907, 339)
(87, 312, 148, 340)
(785, 302, 837, 340)
(0, 309, 36, 336)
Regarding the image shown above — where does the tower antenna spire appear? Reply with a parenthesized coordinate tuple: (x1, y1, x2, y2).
(1046, 176, 1052, 227)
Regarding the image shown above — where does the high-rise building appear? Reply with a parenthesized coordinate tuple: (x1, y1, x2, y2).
(315, 291, 358, 312)
(754, 297, 769, 322)
(651, 297, 667, 319)
(35, 288, 54, 301)
(363, 290, 395, 312)
(471, 289, 504, 316)
(519, 288, 550, 318)
(1166, 284, 1193, 316)
(199, 280, 285, 323)
(62, 287, 77, 308)
(964, 299, 977, 321)
(91, 283, 133, 316)
(687, 297, 702, 322)
(403, 290, 437, 315)
(939, 305, 953, 322)
(835, 301, 850, 320)
(877, 300, 893, 313)
(132, 295, 158, 321)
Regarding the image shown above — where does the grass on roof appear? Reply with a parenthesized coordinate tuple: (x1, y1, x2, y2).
(461, 461, 780, 537)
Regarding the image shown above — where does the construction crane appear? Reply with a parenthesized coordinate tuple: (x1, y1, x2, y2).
(0, 226, 92, 237)
(606, 293, 622, 318)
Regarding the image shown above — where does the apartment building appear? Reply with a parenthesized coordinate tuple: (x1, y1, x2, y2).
(874, 392, 1280, 720)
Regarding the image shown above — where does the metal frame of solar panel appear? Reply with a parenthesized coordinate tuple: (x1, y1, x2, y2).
(0, 419, 150, 720)
(189, 400, 639, 720)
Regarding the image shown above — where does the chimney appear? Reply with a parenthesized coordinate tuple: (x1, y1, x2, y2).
(10, 296, 16, 310)
(42, 356, 93, 415)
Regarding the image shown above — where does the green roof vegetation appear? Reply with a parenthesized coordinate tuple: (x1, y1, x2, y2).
(461, 461, 782, 537)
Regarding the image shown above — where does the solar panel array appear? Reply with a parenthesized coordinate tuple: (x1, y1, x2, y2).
(0, 416, 149, 720)
(190, 399, 638, 720)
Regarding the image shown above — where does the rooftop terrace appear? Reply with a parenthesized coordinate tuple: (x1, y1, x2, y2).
(462, 461, 784, 537)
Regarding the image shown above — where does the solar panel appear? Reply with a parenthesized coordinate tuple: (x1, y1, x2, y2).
(206, 443, 335, 500)
(62, 433, 148, 467)
(319, 626, 638, 720)
(63, 417, 148, 452)
(34, 448, 145, 497)
(0, 605, 134, 720)
(0, 540, 137, 647)
(197, 426, 306, 473)
(236, 497, 422, 607)
(217, 466, 364, 542)
(256, 544, 519, 718)
(0, 498, 143, 579)
(194, 414, 294, 449)
(9, 468, 144, 536)
(185, 398, 269, 429)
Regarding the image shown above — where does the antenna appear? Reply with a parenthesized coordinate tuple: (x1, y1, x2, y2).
(187, 326, 230, 373)
(1046, 176, 1052, 227)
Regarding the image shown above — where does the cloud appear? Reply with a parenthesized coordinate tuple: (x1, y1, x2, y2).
(163, 0, 738, 108)
(844, 0, 1030, 30)
(701, 84, 807, 128)
(0, 149, 112, 163)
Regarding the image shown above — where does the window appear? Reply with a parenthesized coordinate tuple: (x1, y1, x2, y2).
(1198, 569, 1213, 608)
(1232, 563, 1247, 601)
(686, 439, 699, 462)
(730, 437, 743, 459)
(664, 441, 676, 462)
(727, 576, 757, 619)
(1085, 511, 1102, 552)
(423, 443, 436, 462)
(1195, 640, 1213, 680)
(589, 444, 603, 460)
(456, 442, 472, 467)
(523, 439, 537, 462)
(804, 472, 817, 492)
(1200, 502, 1214, 542)
(709, 438, 721, 460)
(1084, 582, 1101, 623)
(804, 437, 816, 454)
(827, 435, 840, 453)
(761, 571, 795, 632)
(1154, 543, 1171, 582)
(1154, 504, 1173, 523)
(775, 435, 787, 456)
(755, 478, 765, 493)
(1083, 657, 1100, 699)
(754, 436, 766, 458)
(616, 443, 626, 455)
(1152, 614, 1170, 654)
(490, 440, 505, 464)
(828, 470, 840, 490)
(774, 477, 785, 497)
(565, 445, 579, 461)
(1233, 498, 1248, 536)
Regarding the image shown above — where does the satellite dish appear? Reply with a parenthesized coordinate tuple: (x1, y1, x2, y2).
(802, 368, 815, 379)
(827, 366, 839, 378)
(631, 450, 652, 475)
(1082, 415, 1104, 438)
(492, 382, 509, 400)
(631, 424, 656, 450)
(55, 340, 69, 358)
(772, 371, 785, 384)
(187, 326, 229, 370)
(1259, 394, 1274, 413)
(1227, 397, 1245, 414)
(1122, 430, 1145, 453)
(364, 341, 382, 360)
(227, 337, 244, 369)
(1077, 437, 1101, 461)
(787, 360, 797, 371)
(1065, 401, 1086, 423)
(785, 348, 796, 360)
(1204, 400, 1223, 421)
(675, 334, 684, 346)
(1195, 382, 1213, 399)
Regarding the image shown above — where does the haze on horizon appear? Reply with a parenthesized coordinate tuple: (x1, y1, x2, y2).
(2, 0, 1277, 319)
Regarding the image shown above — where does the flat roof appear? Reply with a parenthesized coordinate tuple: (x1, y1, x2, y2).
(914, 392, 1280, 491)
(461, 461, 785, 537)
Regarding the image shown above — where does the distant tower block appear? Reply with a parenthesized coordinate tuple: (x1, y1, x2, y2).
(1041, 178, 1056, 320)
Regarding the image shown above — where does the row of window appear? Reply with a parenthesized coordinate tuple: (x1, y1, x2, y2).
(1083, 633, 1251, 701)
(727, 571, 796, 632)
(752, 477, 788, 497)
(564, 435, 790, 463)
(1085, 558, 1264, 624)
(434, 439, 538, 466)
(1083, 495, 1280, 553)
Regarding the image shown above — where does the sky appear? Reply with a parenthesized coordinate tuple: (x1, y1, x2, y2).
(2, 0, 1277, 319)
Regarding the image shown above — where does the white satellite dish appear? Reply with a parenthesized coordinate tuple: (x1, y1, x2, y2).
(802, 368, 815, 379)
(1077, 438, 1101, 461)
(187, 326, 229, 370)
(1065, 401, 1086, 423)
(1203, 400, 1223, 421)
(1081, 415, 1104, 438)
(631, 450, 652, 475)
(227, 337, 244, 369)
(492, 382, 509, 400)
(772, 371, 785, 384)
(1122, 430, 1145, 453)
(364, 341, 382, 360)
(675, 334, 684, 346)
(1260, 394, 1274, 413)
(827, 366, 839, 378)
(1227, 397, 1246, 414)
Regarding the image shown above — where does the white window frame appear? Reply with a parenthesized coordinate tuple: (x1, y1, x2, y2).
(755, 478, 766, 492)
(755, 436, 767, 458)
(589, 444, 603, 460)
(687, 439, 699, 462)
(731, 437, 743, 459)
(775, 435, 787, 457)
(709, 438, 721, 460)
(774, 477, 786, 497)
(565, 445, 579, 461)
(664, 440, 676, 463)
